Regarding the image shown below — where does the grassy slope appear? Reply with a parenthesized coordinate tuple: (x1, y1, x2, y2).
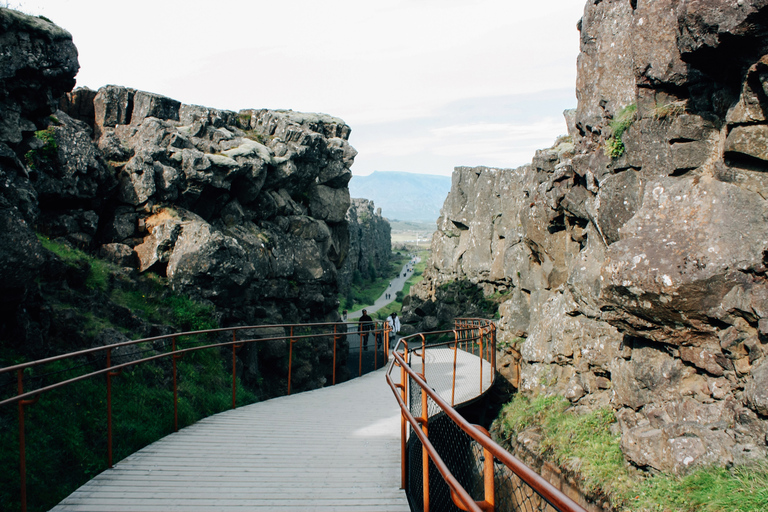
(497, 394, 768, 511)
(0, 236, 258, 512)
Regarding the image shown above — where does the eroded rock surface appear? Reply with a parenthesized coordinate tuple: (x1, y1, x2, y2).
(0, 7, 358, 395)
(406, 0, 768, 475)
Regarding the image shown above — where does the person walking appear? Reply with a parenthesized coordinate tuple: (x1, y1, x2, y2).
(359, 309, 374, 350)
(387, 312, 401, 349)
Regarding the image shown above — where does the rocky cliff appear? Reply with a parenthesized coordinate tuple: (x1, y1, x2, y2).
(338, 198, 392, 293)
(406, 0, 768, 477)
(0, 8, 356, 393)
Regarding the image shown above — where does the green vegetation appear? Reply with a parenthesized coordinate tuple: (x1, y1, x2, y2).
(497, 393, 768, 511)
(37, 235, 216, 332)
(0, 348, 257, 512)
(340, 250, 429, 318)
(342, 252, 409, 313)
(24, 126, 58, 169)
(653, 100, 686, 121)
(604, 103, 637, 159)
(1, 236, 258, 512)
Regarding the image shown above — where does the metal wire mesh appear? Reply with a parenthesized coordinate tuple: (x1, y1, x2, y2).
(399, 320, 582, 512)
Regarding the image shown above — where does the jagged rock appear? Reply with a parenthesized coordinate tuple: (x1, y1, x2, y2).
(337, 198, 391, 294)
(0, 9, 78, 145)
(309, 183, 350, 223)
(745, 360, 768, 416)
(99, 243, 138, 268)
(407, 0, 768, 477)
(725, 125, 768, 162)
(28, 111, 116, 206)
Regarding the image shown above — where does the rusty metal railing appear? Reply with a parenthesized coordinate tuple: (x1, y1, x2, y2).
(1, 320, 391, 512)
(386, 319, 587, 512)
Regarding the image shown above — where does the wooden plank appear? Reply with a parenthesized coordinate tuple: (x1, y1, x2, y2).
(51, 349, 489, 511)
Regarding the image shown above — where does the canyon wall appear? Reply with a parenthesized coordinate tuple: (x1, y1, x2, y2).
(0, 8, 356, 393)
(338, 198, 392, 293)
(406, 0, 768, 475)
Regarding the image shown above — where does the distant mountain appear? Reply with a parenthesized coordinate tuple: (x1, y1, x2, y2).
(349, 171, 452, 223)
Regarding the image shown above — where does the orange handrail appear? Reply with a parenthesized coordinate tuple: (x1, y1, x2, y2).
(1, 320, 388, 512)
(386, 319, 588, 512)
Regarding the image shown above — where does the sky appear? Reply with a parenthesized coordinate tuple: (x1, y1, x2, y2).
(10, 0, 585, 176)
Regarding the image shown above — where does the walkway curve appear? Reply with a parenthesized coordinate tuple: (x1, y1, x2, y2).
(51, 367, 409, 512)
(347, 256, 420, 319)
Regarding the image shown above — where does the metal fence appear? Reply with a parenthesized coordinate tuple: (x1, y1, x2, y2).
(386, 319, 587, 512)
(0, 320, 392, 512)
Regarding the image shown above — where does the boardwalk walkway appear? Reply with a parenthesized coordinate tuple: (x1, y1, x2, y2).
(52, 366, 410, 512)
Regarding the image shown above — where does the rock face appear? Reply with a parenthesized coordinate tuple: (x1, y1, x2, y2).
(338, 198, 391, 293)
(0, 8, 356, 395)
(407, 0, 768, 476)
(51, 87, 356, 325)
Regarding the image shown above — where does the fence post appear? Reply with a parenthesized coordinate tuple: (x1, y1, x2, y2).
(333, 324, 337, 385)
(231, 330, 239, 409)
(172, 336, 179, 432)
(452, 330, 459, 407)
(421, 381, 430, 512)
(17, 369, 27, 512)
(359, 327, 363, 377)
(400, 342, 409, 490)
(106, 349, 114, 468)
(288, 326, 295, 395)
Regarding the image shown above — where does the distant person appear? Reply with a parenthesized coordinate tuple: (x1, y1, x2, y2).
(359, 309, 374, 350)
(342, 309, 348, 321)
(387, 312, 401, 348)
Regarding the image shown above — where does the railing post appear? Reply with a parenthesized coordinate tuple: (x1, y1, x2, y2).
(374, 323, 378, 370)
(478, 327, 484, 394)
(17, 369, 27, 512)
(172, 336, 179, 432)
(359, 327, 363, 377)
(231, 330, 239, 409)
(452, 330, 459, 407)
(288, 326, 294, 395)
(385, 323, 390, 360)
(400, 342, 408, 490)
(106, 349, 114, 468)
(421, 382, 430, 512)
(476, 425, 496, 512)
(333, 324, 337, 386)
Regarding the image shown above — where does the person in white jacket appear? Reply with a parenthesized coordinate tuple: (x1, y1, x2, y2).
(386, 312, 401, 349)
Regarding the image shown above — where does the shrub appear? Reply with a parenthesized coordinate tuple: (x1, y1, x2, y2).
(604, 104, 637, 159)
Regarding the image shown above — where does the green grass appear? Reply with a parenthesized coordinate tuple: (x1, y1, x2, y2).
(341, 253, 410, 313)
(37, 235, 216, 333)
(497, 393, 768, 511)
(2, 236, 253, 511)
(0, 348, 257, 512)
(341, 250, 430, 318)
(605, 104, 637, 159)
(625, 461, 768, 512)
(24, 126, 58, 169)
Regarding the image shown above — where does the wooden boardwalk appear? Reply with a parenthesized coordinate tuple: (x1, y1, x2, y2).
(51, 367, 410, 512)
(51, 347, 490, 512)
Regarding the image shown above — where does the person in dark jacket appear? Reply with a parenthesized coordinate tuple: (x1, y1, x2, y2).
(359, 309, 374, 350)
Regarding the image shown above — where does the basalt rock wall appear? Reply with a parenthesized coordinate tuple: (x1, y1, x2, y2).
(338, 198, 392, 293)
(406, 0, 768, 476)
(0, 8, 356, 393)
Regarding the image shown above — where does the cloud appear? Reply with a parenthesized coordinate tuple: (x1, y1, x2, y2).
(349, 89, 576, 175)
(15, 0, 585, 176)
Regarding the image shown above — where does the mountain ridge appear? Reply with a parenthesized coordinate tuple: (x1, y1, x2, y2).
(349, 170, 451, 223)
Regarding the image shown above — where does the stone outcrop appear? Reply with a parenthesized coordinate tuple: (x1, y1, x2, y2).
(406, 0, 768, 476)
(0, 8, 356, 395)
(51, 86, 355, 325)
(338, 198, 391, 293)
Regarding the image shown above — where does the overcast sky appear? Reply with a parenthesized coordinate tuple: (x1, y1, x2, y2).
(11, 0, 585, 176)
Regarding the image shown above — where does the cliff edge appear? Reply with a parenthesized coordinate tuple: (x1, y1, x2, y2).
(406, 0, 768, 477)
